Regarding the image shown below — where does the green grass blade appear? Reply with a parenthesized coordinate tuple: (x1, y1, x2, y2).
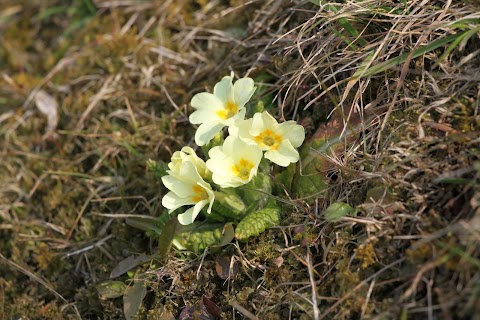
(433, 26, 480, 68)
(338, 17, 368, 47)
(309, 0, 368, 48)
(352, 31, 468, 80)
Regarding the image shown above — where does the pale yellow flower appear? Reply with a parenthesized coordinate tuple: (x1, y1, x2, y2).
(189, 74, 256, 146)
(168, 146, 209, 178)
(206, 136, 263, 188)
(229, 111, 305, 167)
(161, 161, 214, 225)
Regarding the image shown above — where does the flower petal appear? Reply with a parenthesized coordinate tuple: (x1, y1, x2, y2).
(211, 173, 244, 188)
(161, 175, 195, 198)
(190, 93, 224, 120)
(195, 121, 225, 146)
(219, 134, 236, 155)
(208, 145, 226, 160)
(168, 147, 208, 177)
(228, 118, 252, 139)
(189, 109, 217, 124)
(177, 200, 209, 225)
(230, 136, 263, 164)
(265, 140, 299, 166)
(278, 121, 305, 148)
(176, 161, 203, 183)
(221, 107, 246, 126)
(162, 191, 195, 212)
(213, 76, 234, 104)
(250, 111, 276, 136)
(207, 150, 242, 188)
(177, 207, 194, 225)
(233, 77, 256, 108)
(204, 187, 215, 213)
(207, 136, 263, 188)
(206, 156, 234, 180)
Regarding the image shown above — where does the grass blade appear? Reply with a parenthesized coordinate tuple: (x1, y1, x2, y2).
(352, 31, 468, 80)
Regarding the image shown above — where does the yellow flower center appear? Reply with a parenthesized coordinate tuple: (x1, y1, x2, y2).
(191, 185, 207, 202)
(216, 101, 238, 120)
(232, 158, 254, 180)
(254, 129, 282, 150)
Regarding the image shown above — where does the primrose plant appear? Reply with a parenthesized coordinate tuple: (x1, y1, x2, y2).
(158, 73, 305, 252)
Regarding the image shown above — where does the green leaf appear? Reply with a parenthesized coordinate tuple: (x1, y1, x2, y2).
(239, 172, 272, 211)
(308, 0, 367, 48)
(212, 223, 235, 248)
(123, 280, 146, 320)
(324, 202, 356, 222)
(125, 214, 167, 236)
(235, 201, 281, 241)
(294, 140, 328, 201)
(275, 162, 295, 192)
(173, 223, 227, 253)
(96, 280, 126, 299)
(110, 255, 150, 279)
(119, 140, 140, 157)
(33, 6, 68, 22)
(433, 26, 480, 68)
(208, 190, 247, 222)
(157, 217, 178, 258)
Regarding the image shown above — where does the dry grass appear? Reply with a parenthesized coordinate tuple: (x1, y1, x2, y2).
(1, 0, 479, 319)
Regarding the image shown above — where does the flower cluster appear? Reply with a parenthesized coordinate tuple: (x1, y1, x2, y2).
(161, 74, 305, 225)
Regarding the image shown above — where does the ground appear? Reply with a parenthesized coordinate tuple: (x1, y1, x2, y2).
(1, 0, 480, 319)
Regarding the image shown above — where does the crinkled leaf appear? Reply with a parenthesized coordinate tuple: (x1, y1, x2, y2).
(235, 201, 281, 241)
(173, 222, 226, 253)
(208, 190, 246, 222)
(96, 280, 126, 299)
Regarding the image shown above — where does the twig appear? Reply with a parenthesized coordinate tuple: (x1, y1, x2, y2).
(229, 300, 259, 320)
(307, 246, 320, 320)
(63, 234, 114, 258)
